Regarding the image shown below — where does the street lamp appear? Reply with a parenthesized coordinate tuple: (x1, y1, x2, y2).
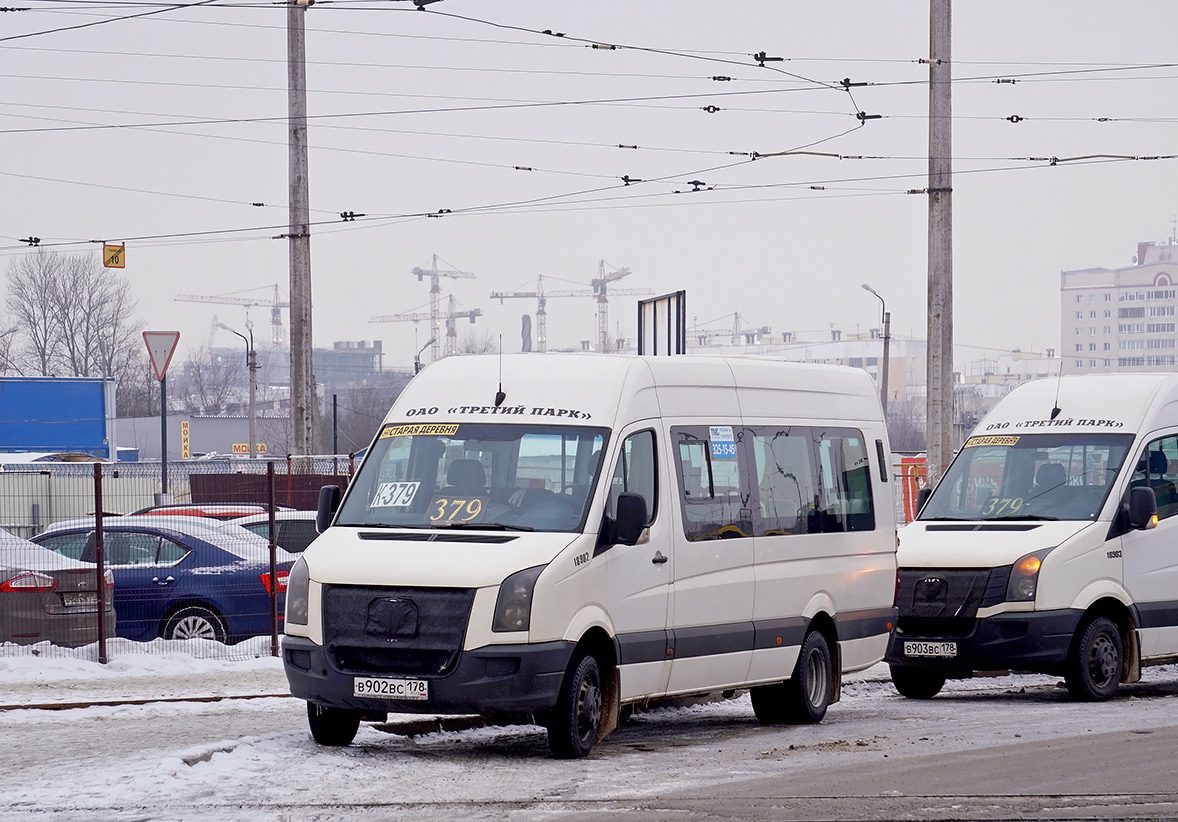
(861, 283, 891, 417)
(218, 322, 258, 459)
(415, 337, 437, 374)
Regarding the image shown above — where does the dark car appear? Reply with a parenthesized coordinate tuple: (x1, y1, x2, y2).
(32, 517, 295, 643)
(229, 511, 319, 553)
(129, 503, 295, 521)
(0, 527, 115, 647)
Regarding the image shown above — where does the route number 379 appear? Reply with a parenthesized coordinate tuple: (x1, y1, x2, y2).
(429, 497, 484, 523)
(982, 497, 1024, 516)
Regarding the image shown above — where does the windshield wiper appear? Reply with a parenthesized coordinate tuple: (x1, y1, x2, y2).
(350, 522, 431, 529)
(986, 514, 1061, 521)
(919, 516, 970, 521)
(432, 521, 537, 532)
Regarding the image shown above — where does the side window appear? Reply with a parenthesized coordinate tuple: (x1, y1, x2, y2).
(749, 426, 817, 536)
(813, 429, 876, 532)
(608, 430, 657, 524)
(107, 532, 163, 566)
(672, 425, 753, 541)
(34, 533, 88, 560)
(157, 538, 188, 565)
(1131, 436, 1178, 520)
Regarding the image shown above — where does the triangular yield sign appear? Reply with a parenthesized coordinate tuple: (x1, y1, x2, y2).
(143, 331, 181, 381)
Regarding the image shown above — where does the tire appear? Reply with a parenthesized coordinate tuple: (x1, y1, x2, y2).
(164, 606, 226, 642)
(547, 652, 604, 758)
(751, 630, 833, 725)
(307, 702, 361, 746)
(889, 664, 947, 699)
(1065, 616, 1123, 701)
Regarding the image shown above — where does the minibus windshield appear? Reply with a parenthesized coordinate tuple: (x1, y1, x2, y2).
(918, 432, 1134, 522)
(337, 422, 609, 533)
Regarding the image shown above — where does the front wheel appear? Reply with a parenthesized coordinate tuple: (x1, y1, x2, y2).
(164, 606, 226, 642)
(547, 652, 603, 758)
(307, 702, 362, 746)
(889, 664, 947, 699)
(1065, 616, 1123, 701)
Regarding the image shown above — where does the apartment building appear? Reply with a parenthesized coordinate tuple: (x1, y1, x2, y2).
(1061, 239, 1178, 375)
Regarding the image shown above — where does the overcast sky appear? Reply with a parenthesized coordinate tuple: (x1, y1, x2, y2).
(3, 1, 1176, 370)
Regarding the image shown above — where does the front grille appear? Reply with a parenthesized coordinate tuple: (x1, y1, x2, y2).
(896, 566, 1010, 637)
(323, 584, 475, 676)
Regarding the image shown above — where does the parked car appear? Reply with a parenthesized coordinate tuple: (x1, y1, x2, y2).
(32, 516, 296, 644)
(230, 511, 319, 553)
(129, 502, 294, 521)
(1, 527, 114, 647)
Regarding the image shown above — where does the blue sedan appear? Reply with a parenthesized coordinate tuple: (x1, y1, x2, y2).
(32, 516, 296, 643)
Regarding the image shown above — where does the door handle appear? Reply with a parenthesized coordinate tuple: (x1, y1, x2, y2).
(151, 576, 175, 585)
(651, 551, 668, 565)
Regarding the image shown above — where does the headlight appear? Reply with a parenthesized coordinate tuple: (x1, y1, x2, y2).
(1006, 548, 1054, 602)
(492, 565, 544, 633)
(285, 557, 310, 626)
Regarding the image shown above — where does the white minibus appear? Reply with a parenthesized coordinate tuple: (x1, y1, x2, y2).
(888, 373, 1178, 701)
(284, 354, 898, 756)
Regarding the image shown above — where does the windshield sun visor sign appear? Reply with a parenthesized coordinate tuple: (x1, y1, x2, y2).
(380, 423, 461, 439)
(709, 425, 737, 460)
(964, 435, 1020, 448)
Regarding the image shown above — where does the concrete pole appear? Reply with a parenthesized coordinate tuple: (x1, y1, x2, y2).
(926, 0, 954, 486)
(248, 346, 258, 460)
(288, 0, 315, 456)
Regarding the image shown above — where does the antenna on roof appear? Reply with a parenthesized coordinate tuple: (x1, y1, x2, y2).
(1050, 368, 1063, 420)
(495, 335, 506, 408)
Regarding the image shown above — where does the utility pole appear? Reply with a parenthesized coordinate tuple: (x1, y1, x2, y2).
(288, 0, 314, 456)
(926, 0, 954, 486)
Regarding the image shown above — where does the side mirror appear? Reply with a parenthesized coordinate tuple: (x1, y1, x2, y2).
(915, 487, 932, 516)
(317, 484, 342, 534)
(615, 493, 649, 546)
(1128, 486, 1158, 530)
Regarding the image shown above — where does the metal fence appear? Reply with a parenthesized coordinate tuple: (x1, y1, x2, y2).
(3, 454, 926, 664)
(0, 459, 351, 662)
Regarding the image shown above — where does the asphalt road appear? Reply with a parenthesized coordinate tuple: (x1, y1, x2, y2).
(4, 664, 1178, 821)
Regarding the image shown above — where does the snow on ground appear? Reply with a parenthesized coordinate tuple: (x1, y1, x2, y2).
(2, 643, 1178, 821)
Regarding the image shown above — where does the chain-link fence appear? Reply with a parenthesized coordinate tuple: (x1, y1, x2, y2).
(0, 458, 351, 662)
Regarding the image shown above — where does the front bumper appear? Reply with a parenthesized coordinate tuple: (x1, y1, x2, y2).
(283, 634, 575, 716)
(885, 608, 1084, 675)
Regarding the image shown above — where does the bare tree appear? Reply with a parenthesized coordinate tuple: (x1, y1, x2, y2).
(174, 346, 242, 415)
(5, 249, 64, 375)
(887, 397, 927, 453)
(456, 330, 500, 355)
(4, 250, 143, 385)
(315, 373, 412, 455)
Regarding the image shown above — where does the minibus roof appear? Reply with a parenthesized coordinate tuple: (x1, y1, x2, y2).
(974, 373, 1178, 437)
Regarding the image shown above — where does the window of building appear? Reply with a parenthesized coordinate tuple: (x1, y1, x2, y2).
(1104, 343, 1111, 351)
(1119, 307, 1146, 319)
(1119, 357, 1146, 367)
(1076, 295, 1084, 303)
(1147, 323, 1176, 334)
(1119, 339, 1145, 351)
(1105, 293, 1113, 302)
(1075, 359, 1084, 367)
(1075, 344, 1083, 352)
(1089, 343, 1096, 351)
(1147, 339, 1176, 350)
(1104, 359, 1112, 367)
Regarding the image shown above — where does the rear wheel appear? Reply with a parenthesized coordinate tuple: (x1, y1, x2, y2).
(164, 606, 226, 642)
(752, 630, 833, 725)
(547, 652, 603, 758)
(1065, 616, 1123, 701)
(307, 702, 362, 746)
(889, 664, 947, 699)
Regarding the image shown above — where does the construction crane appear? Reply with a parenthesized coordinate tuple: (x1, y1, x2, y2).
(411, 254, 475, 364)
(591, 261, 652, 353)
(175, 284, 288, 348)
(493, 265, 652, 353)
(490, 275, 593, 353)
(370, 296, 482, 360)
